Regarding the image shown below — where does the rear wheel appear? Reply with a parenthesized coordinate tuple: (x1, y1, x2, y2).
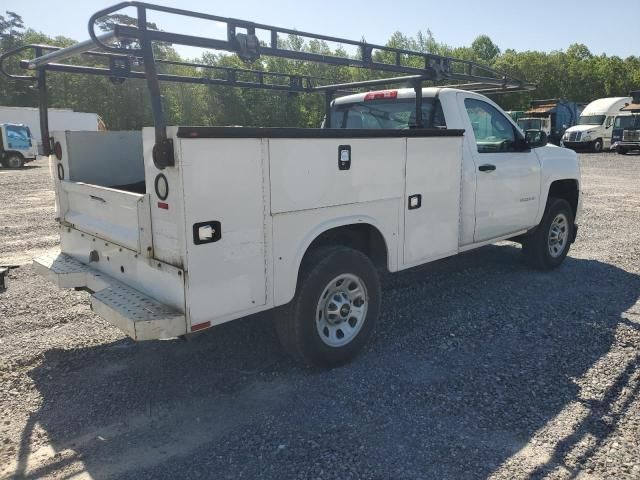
(591, 138, 603, 153)
(3, 153, 24, 169)
(522, 197, 574, 270)
(274, 246, 381, 368)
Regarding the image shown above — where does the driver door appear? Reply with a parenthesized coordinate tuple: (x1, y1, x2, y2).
(458, 94, 541, 242)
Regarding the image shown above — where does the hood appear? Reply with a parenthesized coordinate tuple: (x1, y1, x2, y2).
(565, 124, 600, 133)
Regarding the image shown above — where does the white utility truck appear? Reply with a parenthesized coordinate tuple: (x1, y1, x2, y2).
(1, 3, 581, 367)
(0, 123, 38, 168)
(562, 96, 632, 152)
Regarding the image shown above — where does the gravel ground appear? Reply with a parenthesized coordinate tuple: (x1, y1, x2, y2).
(1, 153, 639, 479)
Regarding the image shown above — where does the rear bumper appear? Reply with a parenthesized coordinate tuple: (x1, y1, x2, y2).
(34, 250, 187, 340)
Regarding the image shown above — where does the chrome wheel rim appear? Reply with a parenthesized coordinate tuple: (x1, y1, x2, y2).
(316, 273, 368, 347)
(548, 213, 569, 258)
(7, 156, 21, 168)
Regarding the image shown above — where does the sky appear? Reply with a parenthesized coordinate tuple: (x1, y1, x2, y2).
(7, 0, 640, 59)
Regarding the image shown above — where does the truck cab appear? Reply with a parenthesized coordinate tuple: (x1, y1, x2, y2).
(0, 123, 37, 168)
(330, 87, 581, 245)
(517, 116, 551, 136)
(562, 97, 632, 152)
(516, 100, 580, 146)
(612, 91, 640, 154)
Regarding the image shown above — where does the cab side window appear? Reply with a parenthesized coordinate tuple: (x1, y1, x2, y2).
(464, 98, 519, 153)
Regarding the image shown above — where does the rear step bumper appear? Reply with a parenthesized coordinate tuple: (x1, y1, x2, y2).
(34, 251, 186, 340)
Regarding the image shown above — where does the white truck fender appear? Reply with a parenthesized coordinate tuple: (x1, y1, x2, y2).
(534, 146, 582, 225)
(273, 213, 396, 307)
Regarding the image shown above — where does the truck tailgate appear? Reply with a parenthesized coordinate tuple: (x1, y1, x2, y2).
(59, 181, 152, 254)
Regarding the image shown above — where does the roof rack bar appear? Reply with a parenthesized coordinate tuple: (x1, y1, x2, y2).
(87, 2, 458, 65)
(111, 24, 515, 84)
(25, 32, 117, 69)
(156, 59, 331, 86)
(18, 61, 322, 92)
(16, 57, 339, 93)
(314, 75, 431, 92)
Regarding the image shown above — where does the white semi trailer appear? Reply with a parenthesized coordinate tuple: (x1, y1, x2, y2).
(1, 3, 581, 368)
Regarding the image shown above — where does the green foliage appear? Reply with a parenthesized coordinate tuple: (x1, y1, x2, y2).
(471, 35, 500, 63)
(1, 13, 639, 128)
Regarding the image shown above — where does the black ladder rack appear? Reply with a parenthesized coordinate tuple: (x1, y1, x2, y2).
(0, 1, 534, 168)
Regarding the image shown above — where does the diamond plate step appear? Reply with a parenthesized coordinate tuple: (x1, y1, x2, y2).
(34, 250, 186, 340)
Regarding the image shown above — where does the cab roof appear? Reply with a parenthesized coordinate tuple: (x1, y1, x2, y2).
(581, 97, 632, 115)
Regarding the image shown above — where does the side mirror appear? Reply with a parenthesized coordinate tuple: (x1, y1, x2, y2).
(525, 130, 548, 148)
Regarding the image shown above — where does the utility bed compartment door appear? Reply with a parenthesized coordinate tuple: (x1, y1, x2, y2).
(269, 138, 405, 213)
(180, 138, 267, 326)
(403, 137, 462, 265)
(60, 181, 151, 253)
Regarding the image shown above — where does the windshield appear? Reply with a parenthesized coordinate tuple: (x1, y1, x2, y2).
(577, 115, 605, 126)
(517, 118, 543, 130)
(4, 125, 32, 150)
(614, 115, 640, 129)
(329, 98, 446, 129)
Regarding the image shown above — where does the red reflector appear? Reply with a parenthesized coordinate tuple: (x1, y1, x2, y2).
(191, 321, 211, 332)
(158, 202, 169, 209)
(364, 90, 398, 101)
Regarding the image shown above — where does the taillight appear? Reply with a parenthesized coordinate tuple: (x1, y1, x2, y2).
(364, 90, 398, 101)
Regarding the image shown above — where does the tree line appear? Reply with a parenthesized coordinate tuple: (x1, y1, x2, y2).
(1, 10, 639, 130)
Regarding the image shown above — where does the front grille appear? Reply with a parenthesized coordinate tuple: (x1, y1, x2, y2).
(622, 130, 640, 142)
(568, 131, 582, 142)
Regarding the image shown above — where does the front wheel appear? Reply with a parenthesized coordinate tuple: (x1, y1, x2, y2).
(522, 197, 575, 270)
(3, 153, 24, 169)
(616, 146, 628, 155)
(591, 138, 603, 153)
(274, 246, 381, 368)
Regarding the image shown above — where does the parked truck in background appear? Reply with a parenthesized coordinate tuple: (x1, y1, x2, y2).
(0, 123, 37, 168)
(612, 91, 640, 154)
(516, 99, 581, 145)
(562, 97, 632, 152)
(506, 110, 525, 123)
(0, 106, 104, 156)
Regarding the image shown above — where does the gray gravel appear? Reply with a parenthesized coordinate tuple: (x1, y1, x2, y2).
(1, 152, 639, 479)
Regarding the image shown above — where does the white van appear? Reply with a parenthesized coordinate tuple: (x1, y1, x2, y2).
(562, 97, 631, 152)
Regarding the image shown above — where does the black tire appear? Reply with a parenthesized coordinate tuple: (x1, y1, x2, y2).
(274, 246, 381, 368)
(616, 146, 628, 155)
(522, 197, 574, 270)
(591, 138, 603, 153)
(3, 153, 24, 169)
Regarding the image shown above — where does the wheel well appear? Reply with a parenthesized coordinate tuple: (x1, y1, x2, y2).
(549, 179, 579, 217)
(302, 224, 388, 271)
